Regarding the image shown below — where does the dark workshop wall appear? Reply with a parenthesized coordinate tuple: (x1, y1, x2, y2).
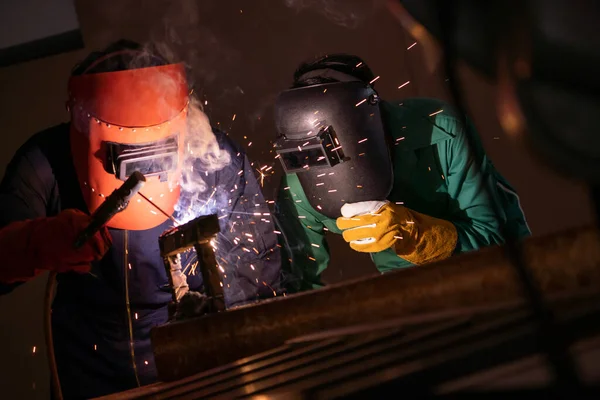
(0, 0, 594, 398)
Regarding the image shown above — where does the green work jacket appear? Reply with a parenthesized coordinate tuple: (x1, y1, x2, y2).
(275, 98, 531, 292)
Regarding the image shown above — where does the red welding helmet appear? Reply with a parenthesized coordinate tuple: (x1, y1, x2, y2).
(67, 52, 189, 230)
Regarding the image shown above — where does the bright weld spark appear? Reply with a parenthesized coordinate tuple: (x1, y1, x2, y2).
(254, 212, 262, 216)
(311, 243, 320, 248)
(250, 264, 255, 270)
(398, 81, 410, 89)
(274, 154, 281, 159)
(394, 235, 404, 239)
(317, 205, 322, 210)
(396, 201, 404, 204)
(219, 265, 225, 273)
(298, 216, 306, 219)
(355, 98, 367, 107)
(331, 145, 342, 151)
(357, 185, 363, 188)
(237, 170, 243, 175)
(232, 114, 236, 121)
(358, 138, 368, 143)
(328, 189, 337, 193)
(323, 89, 327, 93)
(244, 233, 253, 237)
(32, 346, 36, 354)
(334, 137, 339, 145)
(356, 62, 363, 67)
(308, 256, 316, 261)
(274, 230, 281, 234)
(406, 221, 415, 224)
(248, 142, 253, 146)
(302, 141, 310, 146)
(260, 165, 268, 170)
(306, 130, 313, 135)
(284, 187, 290, 190)
(265, 166, 272, 171)
(297, 146, 302, 152)
(407, 42, 417, 50)
(429, 109, 444, 117)
(369, 76, 380, 84)
(316, 183, 324, 186)
(396, 137, 406, 141)
(317, 173, 326, 177)
(328, 172, 335, 175)
(359, 153, 365, 156)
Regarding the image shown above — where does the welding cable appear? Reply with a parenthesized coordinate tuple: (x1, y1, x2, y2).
(44, 271, 63, 400)
(432, 0, 581, 392)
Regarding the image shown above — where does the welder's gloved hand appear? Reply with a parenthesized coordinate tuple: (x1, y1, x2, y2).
(39, 209, 112, 273)
(0, 209, 112, 283)
(174, 291, 210, 320)
(336, 201, 458, 265)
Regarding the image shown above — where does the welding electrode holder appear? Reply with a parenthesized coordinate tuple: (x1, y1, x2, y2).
(73, 171, 146, 249)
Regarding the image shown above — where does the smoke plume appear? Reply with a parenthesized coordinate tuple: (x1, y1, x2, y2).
(283, 0, 385, 28)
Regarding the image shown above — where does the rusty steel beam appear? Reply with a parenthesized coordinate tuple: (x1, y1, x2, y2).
(151, 225, 600, 381)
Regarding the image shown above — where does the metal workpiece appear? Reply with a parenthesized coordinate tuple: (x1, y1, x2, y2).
(150, 225, 600, 382)
(158, 214, 224, 319)
(98, 292, 600, 399)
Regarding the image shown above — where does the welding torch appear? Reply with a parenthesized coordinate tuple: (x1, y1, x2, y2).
(73, 171, 146, 248)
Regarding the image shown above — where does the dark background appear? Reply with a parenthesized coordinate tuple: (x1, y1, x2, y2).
(0, 0, 594, 397)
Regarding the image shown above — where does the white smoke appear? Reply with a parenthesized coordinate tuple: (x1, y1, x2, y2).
(283, 0, 385, 29)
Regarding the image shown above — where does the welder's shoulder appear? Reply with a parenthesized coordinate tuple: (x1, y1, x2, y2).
(1, 124, 69, 186)
(383, 98, 466, 145)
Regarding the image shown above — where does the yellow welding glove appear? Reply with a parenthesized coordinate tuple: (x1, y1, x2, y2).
(336, 201, 458, 265)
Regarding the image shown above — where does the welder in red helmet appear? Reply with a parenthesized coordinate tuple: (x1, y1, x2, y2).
(0, 40, 280, 398)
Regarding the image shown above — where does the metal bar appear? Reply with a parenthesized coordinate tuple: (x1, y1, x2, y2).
(151, 225, 600, 382)
(193, 242, 225, 313)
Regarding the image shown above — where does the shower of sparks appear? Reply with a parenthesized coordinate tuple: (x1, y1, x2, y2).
(407, 42, 417, 50)
(429, 109, 444, 117)
(355, 99, 367, 107)
(398, 81, 410, 90)
(369, 76, 380, 84)
(358, 138, 368, 143)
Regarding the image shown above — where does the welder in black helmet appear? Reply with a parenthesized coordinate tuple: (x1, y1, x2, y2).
(274, 54, 530, 293)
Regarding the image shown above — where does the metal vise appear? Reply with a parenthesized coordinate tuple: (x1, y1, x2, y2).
(158, 214, 225, 318)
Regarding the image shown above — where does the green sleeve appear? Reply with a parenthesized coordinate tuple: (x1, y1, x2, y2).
(275, 174, 331, 293)
(442, 117, 507, 252)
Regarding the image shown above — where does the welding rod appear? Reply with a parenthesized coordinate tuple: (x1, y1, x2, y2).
(74, 171, 146, 248)
(138, 191, 179, 225)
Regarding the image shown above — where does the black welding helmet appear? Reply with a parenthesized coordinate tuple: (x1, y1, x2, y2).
(274, 57, 393, 219)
